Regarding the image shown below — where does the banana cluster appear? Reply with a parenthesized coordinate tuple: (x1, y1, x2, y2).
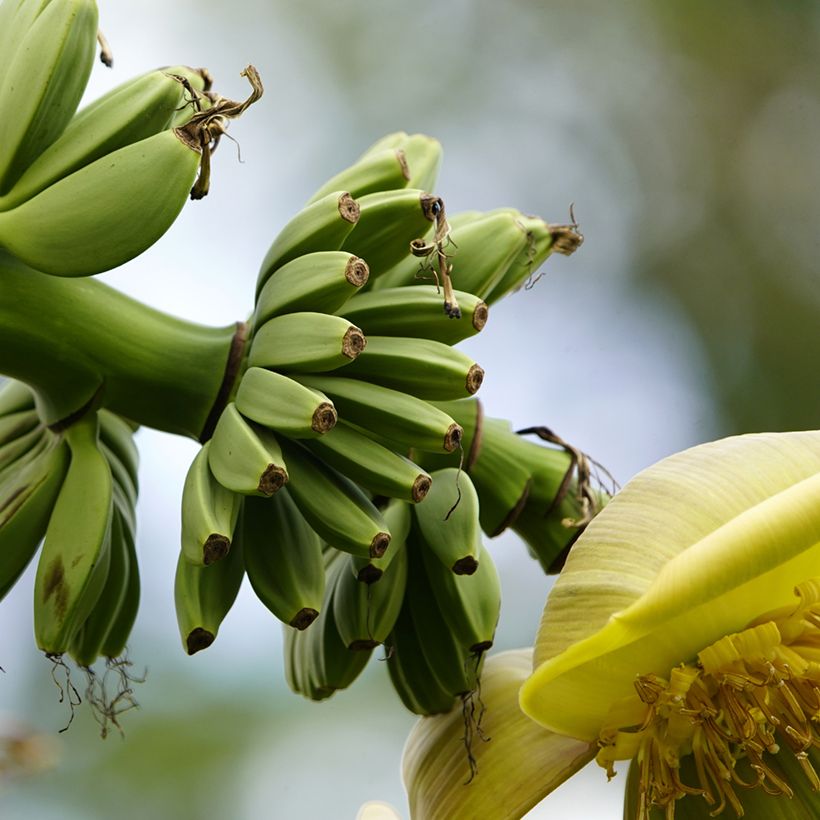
(173, 133, 592, 716)
(0, 0, 261, 277)
(0, 380, 140, 668)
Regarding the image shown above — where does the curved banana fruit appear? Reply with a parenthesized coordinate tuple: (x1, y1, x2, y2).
(338, 285, 488, 346)
(0, 65, 210, 210)
(278, 437, 391, 559)
(295, 375, 462, 453)
(208, 403, 288, 497)
(242, 490, 324, 629)
(304, 421, 431, 504)
(234, 367, 337, 439)
(33, 412, 114, 655)
(307, 148, 410, 204)
(341, 189, 439, 278)
(0, 408, 40, 449)
(180, 441, 241, 566)
(0, 127, 202, 276)
(253, 251, 369, 327)
(351, 497, 411, 583)
(0, 430, 69, 601)
(357, 132, 442, 192)
(0, 378, 36, 415)
(332, 545, 407, 650)
(174, 511, 245, 655)
(342, 335, 484, 401)
(0, 0, 99, 194)
(248, 312, 366, 373)
(256, 191, 361, 299)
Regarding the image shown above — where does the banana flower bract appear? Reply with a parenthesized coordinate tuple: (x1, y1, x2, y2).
(405, 431, 820, 819)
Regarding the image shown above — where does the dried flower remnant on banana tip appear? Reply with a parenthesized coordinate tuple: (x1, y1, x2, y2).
(176, 65, 264, 200)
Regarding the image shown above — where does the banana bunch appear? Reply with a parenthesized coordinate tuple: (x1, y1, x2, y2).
(0, 0, 262, 276)
(0, 378, 142, 666)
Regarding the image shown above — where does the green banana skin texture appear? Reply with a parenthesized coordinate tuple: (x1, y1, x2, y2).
(34, 413, 114, 655)
(377, 210, 528, 296)
(69, 503, 131, 667)
(413, 467, 481, 574)
(386, 601, 456, 716)
(234, 367, 338, 439)
(304, 420, 431, 504)
(0, 378, 36, 416)
(0, 422, 45, 470)
(307, 148, 410, 204)
(0, 432, 69, 601)
(180, 441, 241, 566)
(242, 490, 324, 629)
(0, 0, 99, 194)
(208, 403, 288, 497)
(351, 497, 411, 582)
(338, 285, 488, 346)
(174, 518, 245, 655)
(278, 437, 391, 560)
(340, 189, 439, 278)
(283, 551, 371, 701)
(295, 375, 462, 454)
(0, 65, 209, 211)
(253, 251, 369, 327)
(332, 544, 407, 650)
(419, 541, 500, 656)
(256, 190, 361, 299)
(341, 335, 484, 401)
(100, 488, 140, 658)
(248, 312, 366, 373)
(0, 128, 202, 276)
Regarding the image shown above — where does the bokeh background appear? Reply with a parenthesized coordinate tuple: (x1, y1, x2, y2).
(2, 0, 819, 817)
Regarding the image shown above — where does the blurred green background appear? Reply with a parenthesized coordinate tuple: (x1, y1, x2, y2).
(1, 0, 818, 817)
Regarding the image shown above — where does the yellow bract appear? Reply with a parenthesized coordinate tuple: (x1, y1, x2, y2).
(520, 431, 820, 742)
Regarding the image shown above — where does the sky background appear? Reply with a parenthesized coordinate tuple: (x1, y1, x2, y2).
(1, 1, 819, 817)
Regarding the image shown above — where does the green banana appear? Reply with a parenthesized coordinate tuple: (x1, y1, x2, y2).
(253, 251, 369, 327)
(512, 498, 583, 575)
(0, 65, 210, 211)
(174, 512, 245, 655)
(0, 378, 35, 415)
(99, 440, 137, 512)
(0, 416, 44, 466)
(412, 467, 481, 574)
(295, 375, 462, 453)
(33, 413, 114, 655)
(332, 544, 407, 650)
(357, 132, 442, 192)
(307, 148, 410, 204)
(234, 367, 337, 439)
(256, 190, 361, 299)
(278, 437, 391, 559)
(247, 312, 366, 373)
(386, 600, 457, 716)
(338, 285, 488, 346)
(100, 489, 140, 659)
(283, 549, 371, 701)
(0, 0, 99, 194)
(342, 335, 484, 401)
(405, 542, 479, 697)
(69, 501, 131, 667)
(0, 430, 69, 601)
(0, 127, 202, 276)
(0, 408, 40, 448)
(304, 420, 431, 503)
(376, 209, 528, 296)
(418, 541, 500, 656)
(180, 441, 241, 566)
(208, 403, 288, 497)
(242, 490, 324, 629)
(98, 409, 139, 498)
(0, 426, 50, 487)
(350, 497, 411, 583)
(340, 189, 440, 278)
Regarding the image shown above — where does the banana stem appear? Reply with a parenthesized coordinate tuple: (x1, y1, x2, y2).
(0, 254, 236, 438)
